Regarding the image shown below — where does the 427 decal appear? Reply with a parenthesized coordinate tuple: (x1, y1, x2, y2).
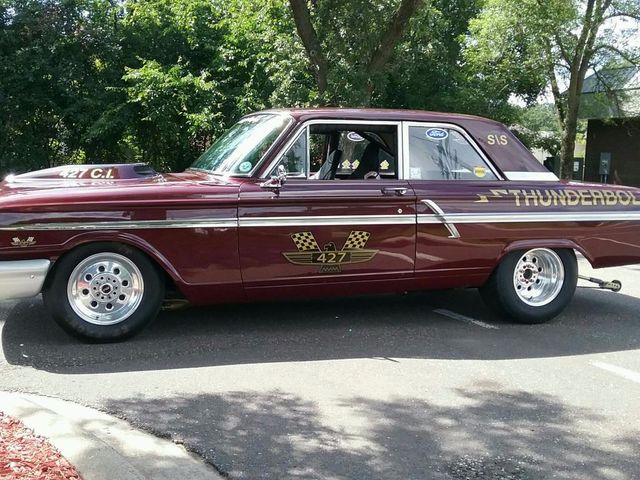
(283, 231, 377, 273)
(59, 168, 117, 179)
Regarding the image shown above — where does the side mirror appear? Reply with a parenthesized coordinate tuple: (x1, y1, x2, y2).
(260, 165, 287, 194)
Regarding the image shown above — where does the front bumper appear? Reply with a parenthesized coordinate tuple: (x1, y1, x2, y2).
(0, 259, 51, 300)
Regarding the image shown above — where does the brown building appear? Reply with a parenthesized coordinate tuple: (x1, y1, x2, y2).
(581, 67, 640, 186)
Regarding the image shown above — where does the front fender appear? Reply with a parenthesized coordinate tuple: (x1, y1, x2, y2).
(55, 231, 185, 285)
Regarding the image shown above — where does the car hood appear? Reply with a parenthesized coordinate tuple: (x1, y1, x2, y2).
(0, 164, 240, 211)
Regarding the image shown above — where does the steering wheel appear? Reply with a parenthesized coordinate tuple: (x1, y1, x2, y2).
(364, 171, 380, 180)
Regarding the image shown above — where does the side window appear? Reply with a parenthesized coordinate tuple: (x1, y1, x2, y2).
(273, 131, 307, 177)
(309, 133, 328, 176)
(269, 130, 328, 178)
(335, 132, 396, 178)
(408, 126, 497, 181)
(269, 123, 398, 180)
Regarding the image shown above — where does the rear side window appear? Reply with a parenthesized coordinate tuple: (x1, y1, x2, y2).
(408, 126, 497, 181)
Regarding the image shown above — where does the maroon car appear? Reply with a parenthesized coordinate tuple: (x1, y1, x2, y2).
(1, 108, 639, 341)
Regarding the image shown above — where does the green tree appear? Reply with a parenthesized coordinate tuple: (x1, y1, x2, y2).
(289, 0, 426, 105)
(0, 0, 122, 172)
(0, 0, 521, 175)
(0, 0, 313, 173)
(466, 0, 640, 178)
(512, 104, 563, 158)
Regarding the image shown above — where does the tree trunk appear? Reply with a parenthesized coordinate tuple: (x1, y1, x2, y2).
(559, 107, 578, 180)
(555, 0, 601, 179)
(367, 0, 424, 73)
(363, 0, 423, 104)
(289, 0, 328, 97)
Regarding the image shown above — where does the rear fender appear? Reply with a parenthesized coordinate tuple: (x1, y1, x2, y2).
(499, 239, 592, 265)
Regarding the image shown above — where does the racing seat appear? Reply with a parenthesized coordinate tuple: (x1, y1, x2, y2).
(314, 149, 343, 180)
(350, 143, 380, 179)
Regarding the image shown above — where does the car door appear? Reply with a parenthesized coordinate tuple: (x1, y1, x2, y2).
(403, 121, 507, 282)
(238, 120, 417, 298)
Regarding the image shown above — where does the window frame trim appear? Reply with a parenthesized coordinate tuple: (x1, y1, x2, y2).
(261, 119, 403, 180)
(401, 121, 504, 181)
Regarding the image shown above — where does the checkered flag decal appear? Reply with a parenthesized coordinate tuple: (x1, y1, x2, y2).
(291, 232, 320, 252)
(343, 231, 370, 250)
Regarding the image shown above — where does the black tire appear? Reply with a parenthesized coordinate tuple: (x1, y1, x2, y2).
(43, 242, 164, 342)
(480, 248, 577, 324)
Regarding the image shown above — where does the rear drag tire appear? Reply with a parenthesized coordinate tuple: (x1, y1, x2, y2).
(480, 248, 577, 324)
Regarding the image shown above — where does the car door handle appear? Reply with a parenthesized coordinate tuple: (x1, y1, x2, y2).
(381, 187, 407, 196)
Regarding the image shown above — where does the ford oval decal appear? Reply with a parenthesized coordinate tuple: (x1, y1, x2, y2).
(425, 128, 448, 140)
(347, 132, 365, 142)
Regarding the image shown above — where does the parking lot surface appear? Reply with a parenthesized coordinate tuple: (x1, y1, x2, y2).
(1, 258, 639, 479)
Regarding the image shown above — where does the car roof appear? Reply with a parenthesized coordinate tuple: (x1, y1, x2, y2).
(259, 107, 504, 126)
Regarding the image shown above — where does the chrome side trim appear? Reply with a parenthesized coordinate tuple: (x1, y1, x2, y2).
(5, 210, 640, 232)
(0, 259, 51, 300)
(421, 200, 461, 238)
(1, 215, 416, 231)
(240, 214, 416, 227)
(504, 171, 559, 182)
(4, 211, 639, 232)
(418, 211, 640, 224)
(1, 218, 239, 231)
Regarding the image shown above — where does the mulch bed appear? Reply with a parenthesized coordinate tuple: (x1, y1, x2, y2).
(0, 411, 81, 480)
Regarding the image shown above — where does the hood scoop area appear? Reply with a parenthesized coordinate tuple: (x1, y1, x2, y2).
(5, 163, 160, 184)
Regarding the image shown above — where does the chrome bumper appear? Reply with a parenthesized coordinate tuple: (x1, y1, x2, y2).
(0, 259, 51, 300)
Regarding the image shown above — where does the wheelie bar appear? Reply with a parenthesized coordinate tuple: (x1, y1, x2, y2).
(578, 275, 622, 292)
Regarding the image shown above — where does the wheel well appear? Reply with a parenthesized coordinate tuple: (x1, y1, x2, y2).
(43, 241, 180, 299)
(487, 245, 579, 284)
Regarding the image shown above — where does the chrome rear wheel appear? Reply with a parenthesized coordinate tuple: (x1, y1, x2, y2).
(513, 248, 564, 307)
(480, 247, 577, 324)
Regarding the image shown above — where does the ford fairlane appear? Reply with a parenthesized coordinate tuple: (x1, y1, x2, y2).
(1, 108, 638, 341)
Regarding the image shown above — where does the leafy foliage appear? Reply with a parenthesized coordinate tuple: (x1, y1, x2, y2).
(465, 0, 640, 177)
(512, 104, 563, 158)
(8, 0, 628, 175)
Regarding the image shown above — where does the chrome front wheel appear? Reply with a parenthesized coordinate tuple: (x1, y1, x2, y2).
(67, 253, 144, 325)
(44, 243, 164, 342)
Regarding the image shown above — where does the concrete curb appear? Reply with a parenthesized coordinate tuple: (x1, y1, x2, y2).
(0, 391, 224, 480)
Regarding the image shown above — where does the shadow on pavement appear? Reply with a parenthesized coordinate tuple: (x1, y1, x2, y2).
(2, 287, 640, 374)
(103, 386, 639, 480)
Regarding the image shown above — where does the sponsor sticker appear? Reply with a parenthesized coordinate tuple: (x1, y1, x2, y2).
(347, 132, 365, 142)
(238, 161, 253, 173)
(426, 128, 449, 140)
(473, 166, 487, 178)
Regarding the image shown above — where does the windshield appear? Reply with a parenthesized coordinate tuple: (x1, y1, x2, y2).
(190, 114, 290, 175)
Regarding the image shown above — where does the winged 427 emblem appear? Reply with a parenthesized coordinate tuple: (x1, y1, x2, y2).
(11, 236, 36, 248)
(283, 231, 378, 273)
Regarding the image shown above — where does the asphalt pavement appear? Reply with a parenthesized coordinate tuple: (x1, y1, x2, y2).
(1, 258, 640, 479)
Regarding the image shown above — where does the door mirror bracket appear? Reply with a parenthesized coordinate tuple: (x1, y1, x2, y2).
(260, 165, 287, 194)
